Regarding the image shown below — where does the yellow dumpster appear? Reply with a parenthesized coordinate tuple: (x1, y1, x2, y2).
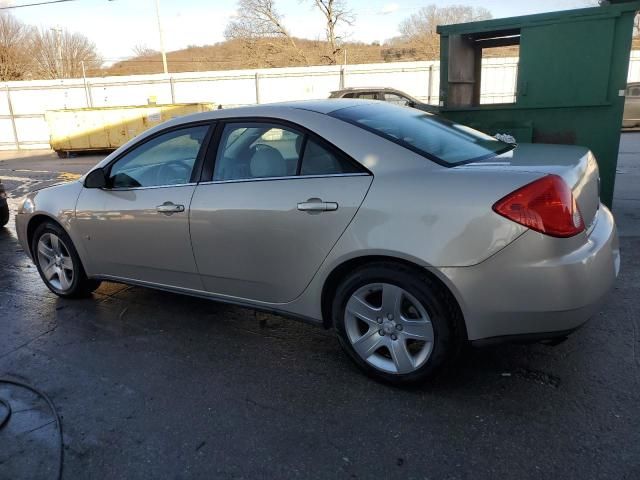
(45, 103, 215, 157)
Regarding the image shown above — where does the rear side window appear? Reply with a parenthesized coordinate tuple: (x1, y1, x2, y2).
(300, 139, 361, 176)
(214, 123, 302, 180)
(384, 92, 412, 107)
(213, 122, 366, 181)
(330, 102, 513, 166)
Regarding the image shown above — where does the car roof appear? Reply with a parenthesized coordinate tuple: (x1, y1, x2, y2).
(332, 87, 395, 92)
(268, 99, 378, 113)
(167, 99, 379, 124)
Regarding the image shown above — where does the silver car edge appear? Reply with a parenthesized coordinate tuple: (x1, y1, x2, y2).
(15, 100, 620, 384)
(623, 82, 640, 128)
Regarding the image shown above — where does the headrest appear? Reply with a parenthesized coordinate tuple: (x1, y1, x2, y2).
(250, 147, 287, 178)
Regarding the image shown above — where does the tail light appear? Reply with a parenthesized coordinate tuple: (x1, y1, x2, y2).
(492, 175, 584, 238)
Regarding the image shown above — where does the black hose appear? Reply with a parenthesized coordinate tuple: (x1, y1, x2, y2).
(0, 378, 63, 480)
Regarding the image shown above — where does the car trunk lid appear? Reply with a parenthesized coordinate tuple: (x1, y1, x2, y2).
(458, 143, 600, 231)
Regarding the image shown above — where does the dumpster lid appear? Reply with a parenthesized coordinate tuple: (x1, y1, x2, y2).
(437, 2, 640, 36)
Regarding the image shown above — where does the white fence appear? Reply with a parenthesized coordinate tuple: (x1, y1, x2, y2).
(0, 52, 637, 150)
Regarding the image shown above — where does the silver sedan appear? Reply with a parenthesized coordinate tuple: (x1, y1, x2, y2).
(15, 100, 620, 384)
(623, 82, 640, 128)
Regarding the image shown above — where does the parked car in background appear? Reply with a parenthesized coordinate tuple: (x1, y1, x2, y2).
(0, 179, 8, 227)
(623, 82, 640, 128)
(329, 87, 439, 114)
(15, 100, 619, 384)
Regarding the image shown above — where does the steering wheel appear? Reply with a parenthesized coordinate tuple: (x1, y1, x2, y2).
(154, 159, 192, 186)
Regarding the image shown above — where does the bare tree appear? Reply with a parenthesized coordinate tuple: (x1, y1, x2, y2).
(0, 14, 33, 81)
(30, 27, 102, 79)
(308, 0, 354, 64)
(397, 4, 492, 59)
(132, 44, 158, 57)
(225, 0, 308, 65)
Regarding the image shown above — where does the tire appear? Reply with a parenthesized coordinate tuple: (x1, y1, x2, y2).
(55, 150, 67, 159)
(0, 201, 8, 227)
(31, 221, 101, 298)
(332, 261, 463, 385)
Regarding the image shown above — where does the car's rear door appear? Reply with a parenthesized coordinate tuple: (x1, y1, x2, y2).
(75, 123, 213, 289)
(189, 120, 372, 304)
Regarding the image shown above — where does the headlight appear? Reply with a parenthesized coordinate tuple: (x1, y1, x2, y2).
(21, 197, 35, 214)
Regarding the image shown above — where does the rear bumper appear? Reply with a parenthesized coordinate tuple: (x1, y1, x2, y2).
(441, 205, 620, 342)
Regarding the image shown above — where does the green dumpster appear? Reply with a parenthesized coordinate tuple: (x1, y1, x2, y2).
(437, 0, 640, 207)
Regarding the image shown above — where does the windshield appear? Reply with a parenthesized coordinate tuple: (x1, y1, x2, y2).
(329, 103, 514, 166)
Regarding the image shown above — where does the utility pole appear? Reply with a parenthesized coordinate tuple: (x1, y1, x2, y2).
(51, 26, 63, 78)
(155, 0, 168, 74)
(81, 60, 93, 107)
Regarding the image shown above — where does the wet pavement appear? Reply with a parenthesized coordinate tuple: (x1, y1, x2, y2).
(0, 140, 639, 479)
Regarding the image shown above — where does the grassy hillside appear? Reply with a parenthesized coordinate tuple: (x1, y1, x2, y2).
(102, 37, 438, 76)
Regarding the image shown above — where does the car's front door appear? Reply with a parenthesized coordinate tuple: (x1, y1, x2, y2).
(75, 123, 213, 289)
(189, 121, 373, 304)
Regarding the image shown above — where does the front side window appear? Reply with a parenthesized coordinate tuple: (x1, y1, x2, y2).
(109, 125, 209, 188)
(330, 102, 513, 166)
(628, 86, 640, 97)
(214, 122, 364, 181)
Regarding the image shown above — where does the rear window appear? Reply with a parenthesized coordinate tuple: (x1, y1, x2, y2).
(329, 103, 513, 166)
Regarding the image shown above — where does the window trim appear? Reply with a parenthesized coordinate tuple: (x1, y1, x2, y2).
(100, 120, 216, 190)
(198, 172, 371, 186)
(200, 116, 371, 183)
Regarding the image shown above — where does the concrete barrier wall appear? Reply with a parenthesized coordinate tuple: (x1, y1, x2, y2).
(0, 53, 637, 150)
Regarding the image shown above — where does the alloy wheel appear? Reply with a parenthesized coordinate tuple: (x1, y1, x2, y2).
(344, 283, 434, 374)
(36, 233, 74, 292)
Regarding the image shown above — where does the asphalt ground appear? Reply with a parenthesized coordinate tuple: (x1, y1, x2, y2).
(0, 139, 639, 480)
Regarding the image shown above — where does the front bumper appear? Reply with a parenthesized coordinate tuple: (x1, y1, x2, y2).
(442, 205, 620, 342)
(15, 212, 31, 258)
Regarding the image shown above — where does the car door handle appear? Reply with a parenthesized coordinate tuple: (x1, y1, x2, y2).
(297, 199, 338, 213)
(156, 202, 185, 215)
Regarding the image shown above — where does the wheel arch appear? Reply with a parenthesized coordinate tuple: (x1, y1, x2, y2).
(320, 254, 468, 340)
(26, 214, 66, 258)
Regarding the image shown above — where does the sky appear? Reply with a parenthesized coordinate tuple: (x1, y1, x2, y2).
(6, 0, 599, 62)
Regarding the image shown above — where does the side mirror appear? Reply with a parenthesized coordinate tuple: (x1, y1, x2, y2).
(84, 168, 108, 189)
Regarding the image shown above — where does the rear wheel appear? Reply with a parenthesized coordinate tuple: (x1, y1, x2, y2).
(32, 221, 101, 298)
(332, 262, 462, 384)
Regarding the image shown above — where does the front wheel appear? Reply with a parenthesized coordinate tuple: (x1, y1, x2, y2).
(31, 221, 101, 298)
(332, 262, 462, 385)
